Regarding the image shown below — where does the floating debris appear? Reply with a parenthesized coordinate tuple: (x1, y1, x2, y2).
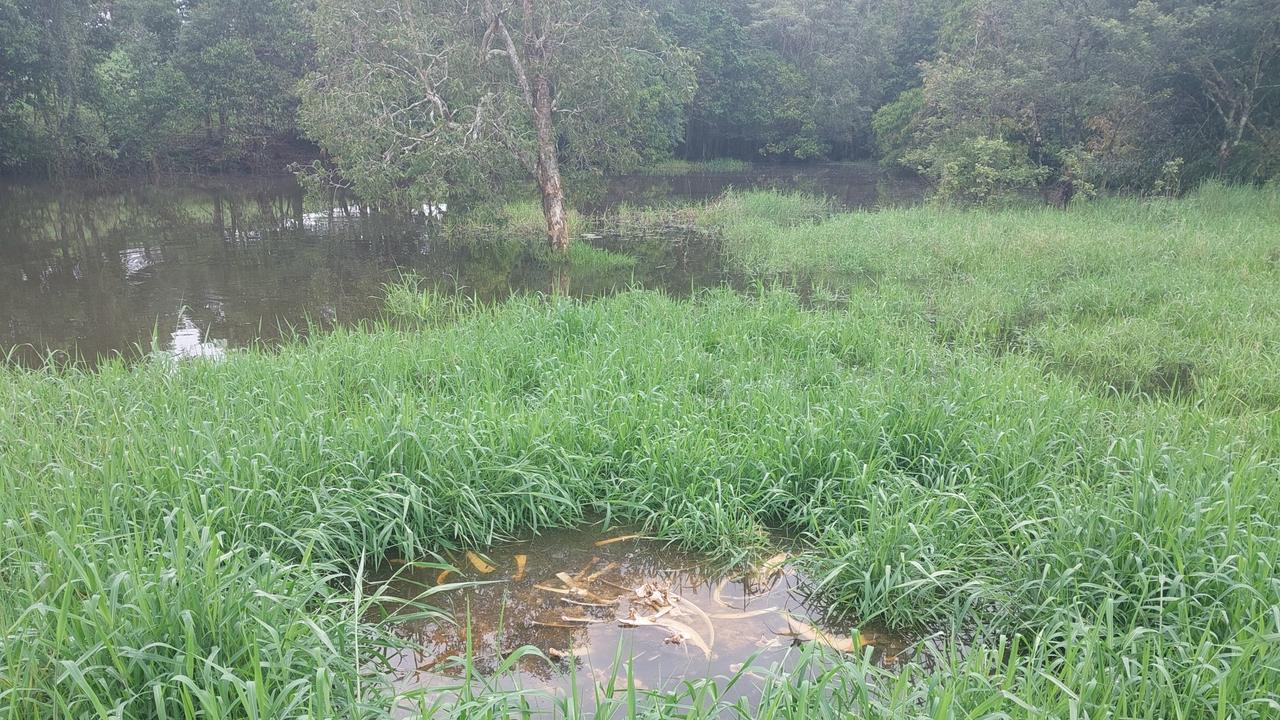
(547, 646, 589, 661)
(778, 614, 857, 653)
(586, 561, 618, 582)
(618, 614, 712, 659)
(748, 552, 789, 591)
(559, 615, 600, 624)
(594, 533, 642, 547)
(466, 551, 496, 574)
(532, 619, 588, 629)
(671, 594, 716, 649)
(711, 607, 778, 620)
(371, 528, 916, 702)
(561, 598, 615, 608)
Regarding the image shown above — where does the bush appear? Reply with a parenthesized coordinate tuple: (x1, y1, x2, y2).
(907, 135, 1049, 206)
(870, 87, 924, 166)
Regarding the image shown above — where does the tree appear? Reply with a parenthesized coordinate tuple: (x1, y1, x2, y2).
(178, 0, 313, 166)
(651, 0, 928, 161)
(95, 0, 195, 172)
(1139, 1, 1280, 179)
(883, 0, 1173, 203)
(300, 0, 693, 250)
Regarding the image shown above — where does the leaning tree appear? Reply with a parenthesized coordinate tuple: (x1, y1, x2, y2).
(300, 0, 693, 250)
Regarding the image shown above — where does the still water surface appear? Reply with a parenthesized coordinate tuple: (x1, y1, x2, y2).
(0, 164, 923, 365)
(373, 529, 914, 713)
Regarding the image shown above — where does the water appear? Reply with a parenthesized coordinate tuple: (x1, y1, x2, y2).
(591, 162, 926, 212)
(371, 529, 914, 713)
(0, 164, 923, 366)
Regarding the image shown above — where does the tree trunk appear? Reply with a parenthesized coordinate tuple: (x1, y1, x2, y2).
(531, 74, 569, 251)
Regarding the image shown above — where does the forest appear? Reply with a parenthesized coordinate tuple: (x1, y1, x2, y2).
(3, 1, 1278, 205)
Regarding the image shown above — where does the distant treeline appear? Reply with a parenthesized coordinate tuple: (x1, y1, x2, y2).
(0, 0, 309, 175)
(2, 1, 1277, 198)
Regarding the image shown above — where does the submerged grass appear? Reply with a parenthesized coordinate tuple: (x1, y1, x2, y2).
(2, 188, 1279, 718)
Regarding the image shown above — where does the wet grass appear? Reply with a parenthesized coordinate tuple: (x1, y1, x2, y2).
(2, 188, 1279, 717)
(704, 182, 1280, 412)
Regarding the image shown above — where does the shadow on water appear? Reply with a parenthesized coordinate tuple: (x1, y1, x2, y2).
(369, 529, 921, 715)
(1, 164, 924, 367)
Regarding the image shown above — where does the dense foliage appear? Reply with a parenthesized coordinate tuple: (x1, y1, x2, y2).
(877, 0, 1280, 202)
(297, 0, 694, 248)
(1, 1, 1277, 199)
(0, 0, 310, 174)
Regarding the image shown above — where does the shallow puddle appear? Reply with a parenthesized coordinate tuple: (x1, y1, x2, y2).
(371, 529, 912, 709)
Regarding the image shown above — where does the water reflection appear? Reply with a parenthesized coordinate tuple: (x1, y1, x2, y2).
(373, 530, 915, 714)
(1, 164, 923, 367)
(590, 161, 926, 212)
(166, 311, 226, 361)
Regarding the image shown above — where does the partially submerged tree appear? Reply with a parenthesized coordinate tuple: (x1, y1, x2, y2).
(300, 0, 693, 250)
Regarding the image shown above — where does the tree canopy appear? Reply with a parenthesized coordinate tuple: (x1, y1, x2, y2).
(0, 0, 1276, 206)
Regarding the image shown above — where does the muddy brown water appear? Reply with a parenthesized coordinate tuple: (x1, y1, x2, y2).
(1, 164, 923, 367)
(370, 529, 914, 711)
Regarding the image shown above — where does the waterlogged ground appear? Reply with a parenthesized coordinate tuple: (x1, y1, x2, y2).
(372, 530, 913, 710)
(0, 163, 921, 366)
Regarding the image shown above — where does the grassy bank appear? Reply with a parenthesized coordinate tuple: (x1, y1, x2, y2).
(2, 190, 1279, 718)
(702, 182, 1280, 413)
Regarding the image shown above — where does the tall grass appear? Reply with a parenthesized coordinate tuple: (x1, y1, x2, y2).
(704, 182, 1280, 412)
(3, 186, 1279, 717)
(3, 285, 1278, 717)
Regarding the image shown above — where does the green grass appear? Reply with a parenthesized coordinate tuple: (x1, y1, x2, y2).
(704, 182, 1280, 412)
(2, 188, 1279, 718)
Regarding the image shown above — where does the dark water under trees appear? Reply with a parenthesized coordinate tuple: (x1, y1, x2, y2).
(0, 163, 924, 366)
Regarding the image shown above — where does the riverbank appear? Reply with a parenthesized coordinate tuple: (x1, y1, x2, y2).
(2, 187, 1277, 718)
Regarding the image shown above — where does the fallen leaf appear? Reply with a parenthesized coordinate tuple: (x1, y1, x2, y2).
(670, 594, 715, 649)
(619, 616, 712, 659)
(465, 551, 495, 574)
(532, 619, 586, 629)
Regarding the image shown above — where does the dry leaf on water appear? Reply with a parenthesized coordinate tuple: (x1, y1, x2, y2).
(618, 615, 712, 659)
(466, 551, 496, 574)
(778, 614, 857, 653)
(594, 534, 642, 547)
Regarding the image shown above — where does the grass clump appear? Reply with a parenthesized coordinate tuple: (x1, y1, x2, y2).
(2, 284, 1278, 717)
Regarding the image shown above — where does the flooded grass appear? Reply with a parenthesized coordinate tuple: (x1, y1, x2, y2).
(2, 189, 1279, 717)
